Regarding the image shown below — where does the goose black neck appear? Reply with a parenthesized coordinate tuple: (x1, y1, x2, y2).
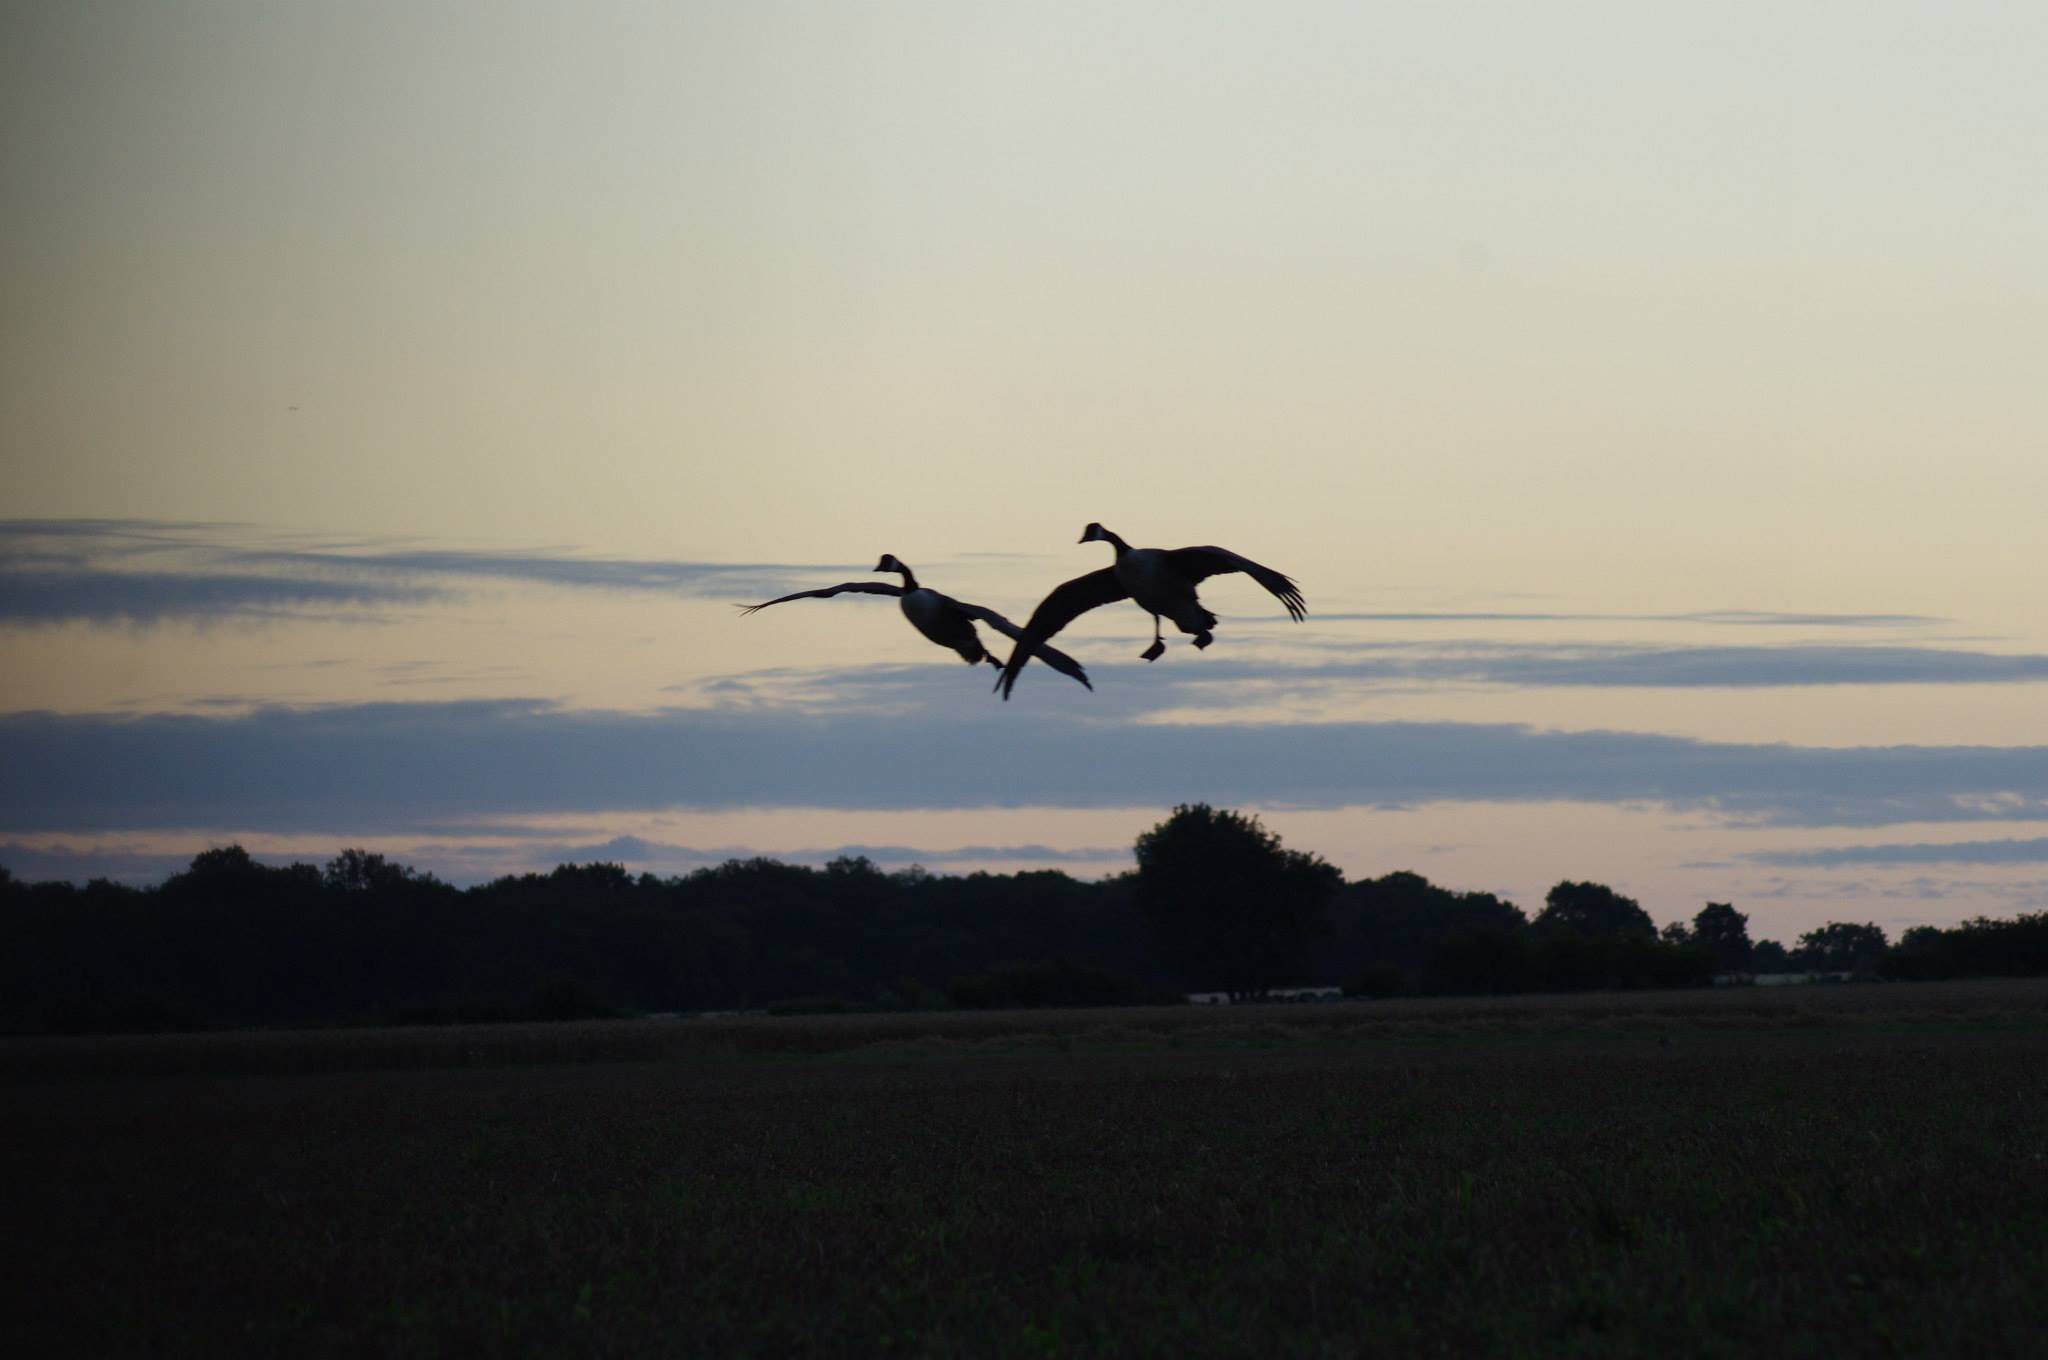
(892, 563, 919, 590)
(1097, 528, 1132, 556)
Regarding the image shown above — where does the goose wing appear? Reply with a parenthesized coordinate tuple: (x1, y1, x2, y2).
(735, 581, 903, 614)
(939, 595, 1093, 690)
(994, 567, 1128, 700)
(1164, 546, 1306, 621)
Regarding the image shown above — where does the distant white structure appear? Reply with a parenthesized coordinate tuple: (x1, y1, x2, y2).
(1716, 971, 1855, 987)
(1186, 986, 1344, 1005)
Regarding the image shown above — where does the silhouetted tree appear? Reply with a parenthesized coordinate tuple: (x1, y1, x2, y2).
(1424, 928, 1535, 995)
(1344, 961, 1406, 998)
(1692, 902, 1754, 972)
(1884, 925, 1952, 980)
(1534, 881, 1655, 938)
(1749, 939, 1791, 972)
(948, 958, 1168, 1009)
(1897, 925, 1944, 951)
(184, 844, 259, 880)
(1793, 921, 1888, 973)
(1330, 871, 1526, 993)
(1133, 804, 1341, 996)
(324, 848, 418, 893)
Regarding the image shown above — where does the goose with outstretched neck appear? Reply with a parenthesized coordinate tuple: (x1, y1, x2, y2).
(741, 555, 1092, 689)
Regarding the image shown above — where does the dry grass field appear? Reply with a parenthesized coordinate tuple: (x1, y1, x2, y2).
(7, 979, 2047, 1356)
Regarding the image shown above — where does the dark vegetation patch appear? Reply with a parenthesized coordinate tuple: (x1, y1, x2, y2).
(7, 984, 2047, 1357)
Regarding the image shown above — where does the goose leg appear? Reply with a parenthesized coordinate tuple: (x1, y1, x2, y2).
(1140, 614, 1166, 662)
(1192, 631, 1214, 650)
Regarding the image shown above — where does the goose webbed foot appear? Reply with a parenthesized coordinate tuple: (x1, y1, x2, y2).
(1140, 639, 1166, 662)
(1192, 632, 1214, 650)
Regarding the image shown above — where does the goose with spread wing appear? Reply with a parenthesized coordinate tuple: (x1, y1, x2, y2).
(994, 524, 1304, 700)
(739, 555, 1092, 689)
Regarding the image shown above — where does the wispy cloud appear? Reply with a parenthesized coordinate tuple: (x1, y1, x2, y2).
(0, 519, 856, 626)
(1748, 836, 2048, 867)
(5, 523, 2009, 704)
(1741, 874, 2048, 912)
(0, 520, 1970, 652)
(0, 568, 442, 624)
(0, 841, 204, 886)
(483, 834, 1128, 879)
(221, 547, 839, 599)
(6, 698, 2048, 835)
(688, 645, 2048, 724)
(1312, 610, 1944, 628)
(1184, 643, 2048, 689)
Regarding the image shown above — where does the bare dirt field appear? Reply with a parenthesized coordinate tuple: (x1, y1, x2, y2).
(7, 979, 2046, 1356)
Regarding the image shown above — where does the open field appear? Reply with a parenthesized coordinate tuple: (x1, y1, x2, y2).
(7, 980, 2048, 1356)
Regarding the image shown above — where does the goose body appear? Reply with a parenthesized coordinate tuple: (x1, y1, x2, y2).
(1111, 547, 1218, 639)
(898, 583, 985, 664)
(994, 524, 1304, 701)
(740, 554, 1092, 689)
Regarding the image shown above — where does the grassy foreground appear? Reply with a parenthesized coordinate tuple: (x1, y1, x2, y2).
(6, 980, 2047, 1357)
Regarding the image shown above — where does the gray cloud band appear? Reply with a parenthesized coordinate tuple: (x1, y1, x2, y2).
(4, 700, 2047, 834)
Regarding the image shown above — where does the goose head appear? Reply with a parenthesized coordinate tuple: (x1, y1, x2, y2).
(1079, 523, 1133, 554)
(873, 554, 919, 589)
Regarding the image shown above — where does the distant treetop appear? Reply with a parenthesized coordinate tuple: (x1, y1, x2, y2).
(1534, 881, 1655, 938)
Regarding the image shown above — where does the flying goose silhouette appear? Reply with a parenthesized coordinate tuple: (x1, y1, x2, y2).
(740, 555, 1092, 688)
(994, 524, 1304, 700)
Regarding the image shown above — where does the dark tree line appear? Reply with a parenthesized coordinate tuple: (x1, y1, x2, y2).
(2, 807, 2038, 1035)
(1885, 914, 2048, 980)
(0, 849, 1165, 1034)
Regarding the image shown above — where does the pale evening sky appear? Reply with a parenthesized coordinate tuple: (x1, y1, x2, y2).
(4, 2, 2047, 944)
